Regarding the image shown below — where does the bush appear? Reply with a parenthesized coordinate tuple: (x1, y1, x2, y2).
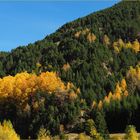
(84, 119, 95, 135)
(37, 127, 51, 140)
(125, 125, 138, 140)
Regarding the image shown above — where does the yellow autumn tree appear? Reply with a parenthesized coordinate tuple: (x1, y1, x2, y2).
(83, 28, 90, 34)
(118, 38, 125, 49)
(113, 41, 120, 53)
(103, 34, 110, 46)
(113, 39, 140, 53)
(0, 71, 79, 107)
(124, 90, 129, 97)
(0, 120, 20, 140)
(92, 100, 97, 109)
(127, 66, 136, 78)
(76, 88, 81, 94)
(36, 62, 42, 68)
(87, 33, 96, 43)
(38, 72, 65, 93)
(75, 28, 90, 38)
(37, 127, 51, 140)
(108, 91, 113, 99)
(104, 96, 110, 104)
(114, 83, 121, 100)
(121, 78, 127, 91)
(69, 91, 78, 100)
(75, 31, 81, 38)
(125, 41, 132, 49)
(127, 65, 140, 86)
(113, 39, 124, 52)
(0, 71, 65, 99)
(98, 100, 103, 110)
(132, 39, 140, 53)
(100, 78, 129, 107)
(62, 63, 70, 71)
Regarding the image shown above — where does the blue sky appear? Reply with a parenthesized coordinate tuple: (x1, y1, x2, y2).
(0, 1, 120, 52)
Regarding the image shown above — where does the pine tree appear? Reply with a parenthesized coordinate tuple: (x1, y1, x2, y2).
(95, 111, 109, 139)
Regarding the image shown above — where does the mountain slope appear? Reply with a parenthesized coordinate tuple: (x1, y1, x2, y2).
(0, 1, 140, 138)
(48, 0, 140, 42)
(0, 1, 140, 76)
(0, 1, 139, 101)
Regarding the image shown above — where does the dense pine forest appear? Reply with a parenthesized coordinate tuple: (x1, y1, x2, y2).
(0, 1, 140, 140)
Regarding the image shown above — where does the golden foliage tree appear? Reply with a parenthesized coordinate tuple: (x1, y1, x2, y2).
(113, 38, 140, 53)
(92, 100, 97, 109)
(104, 96, 110, 104)
(127, 65, 140, 81)
(87, 33, 96, 43)
(103, 34, 110, 46)
(98, 100, 103, 110)
(113, 41, 120, 53)
(118, 38, 125, 48)
(125, 41, 132, 49)
(0, 71, 65, 99)
(62, 63, 70, 71)
(0, 71, 79, 108)
(132, 39, 140, 53)
(126, 65, 140, 92)
(114, 83, 122, 100)
(0, 120, 20, 140)
(37, 127, 51, 140)
(69, 91, 78, 100)
(94, 78, 129, 109)
(75, 31, 81, 38)
(121, 78, 127, 91)
(75, 28, 90, 38)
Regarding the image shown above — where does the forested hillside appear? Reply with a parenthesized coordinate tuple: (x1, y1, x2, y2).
(0, 1, 140, 139)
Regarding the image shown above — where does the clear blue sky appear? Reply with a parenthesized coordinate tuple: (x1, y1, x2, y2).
(0, 1, 120, 52)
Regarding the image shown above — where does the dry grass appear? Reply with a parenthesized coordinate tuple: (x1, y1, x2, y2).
(110, 133, 140, 140)
(53, 133, 140, 140)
